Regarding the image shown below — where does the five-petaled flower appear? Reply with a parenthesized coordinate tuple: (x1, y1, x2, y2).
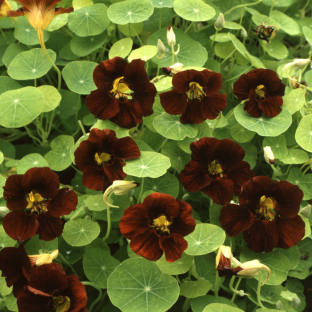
(74, 128, 141, 191)
(86, 57, 157, 129)
(219, 176, 305, 253)
(180, 137, 254, 205)
(233, 68, 285, 118)
(159, 69, 227, 124)
(7, 0, 73, 53)
(119, 192, 196, 262)
(2, 167, 77, 242)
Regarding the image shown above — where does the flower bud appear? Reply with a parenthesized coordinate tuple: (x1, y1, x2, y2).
(0, 0, 12, 17)
(157, 39, 166, 54)
(241, 28, 248, 39)
(300, 204, 311, 218)
(263, 146, 275, 164)
(237, 259, 271, 284)
(293, 58, 311, 69)
(215, 13, 225, 31)
(167, 26, 176, 45)
(162, 62, 184, 75)
(291, 297, 301, 308)
(28, 250, 59, 266)
(276, 300, 283, 310)
(0, 206, 9, 218)
(216, 245, 232, 268)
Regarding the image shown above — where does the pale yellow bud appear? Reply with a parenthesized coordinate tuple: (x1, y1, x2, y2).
(169, 62, 183, 74)
(237, 260, 271, 284)
(300, 204, 311, 218)
(157, 39, 166, 54)
(28, 250, 59, 266)
(167, 26, 176, 45)
(293, 58, 310, 69)
(215, 13, 225, 30)
(263, 146, 275, 164)
(216, 245, 232, 267)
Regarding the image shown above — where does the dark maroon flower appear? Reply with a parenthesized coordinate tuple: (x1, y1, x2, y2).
(180, 137, 254, 205)
(220, 176, 305, 253)
(2, 167, 77, 242)
(159, 69, 227, 124)
(17, 263, 87, 312)
(233, 68, 285, 118)
(86, 56, 157, 129)
(74, 128, 140, 191)
(120, 193, 196, 262)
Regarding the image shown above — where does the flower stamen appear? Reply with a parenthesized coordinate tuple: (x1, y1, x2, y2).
(94, 152, 111, 166)
(208, 160, 224, 177)
(26, 191, 48, 213)
(185, 82, 204, 101)
(52, 295, 70, 312)
(256, 195, 276, 221)
(152, 215, 172, 235)
(110, 76, 130, 99)
(255, 85, 266, 99)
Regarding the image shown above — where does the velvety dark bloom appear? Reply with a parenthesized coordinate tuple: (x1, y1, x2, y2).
(17, 263, 87, 312)
(74, 128, 141, 191)
(220, 176, 305, 253)
(180, 137, 254, 205)
(120, 193, 196, 262)
(233, 68, 285, 118)
(159, 69, 227, 124)
(2, 167, 77, 242)
(86, 57, 157, 129)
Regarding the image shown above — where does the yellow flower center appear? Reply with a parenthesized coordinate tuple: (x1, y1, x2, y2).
(208, 160, 223, 177)
(185, 82, 204, 100)
(152, 215, 172, 235)
(94, 152, 111, 166)
(110, 76, 130, 99)
(257, 195, 276, 221)
(52, 295, 70, 312)
(26, 191, 48, 213)
(255, 85, 266, 99)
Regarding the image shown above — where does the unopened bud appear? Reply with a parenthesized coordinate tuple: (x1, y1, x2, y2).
(237, 259, 271, 284)
(291, 297, 301, 308)
(162, 62, 184, 75)
(216, 245, 232, 268)
(241, 28, 248, 38)
(263, 146, 275, 164)
(197, 22, 204, 31)
(293, 58, 310, 69)
(0, 0, 12, 17)
(28, 250, 59, 266)
(215, 13, 225, 30)
(282, 62, 294, 77)
(157, 39, 166, 54)
(301, 204, 311, 218)
(167, 26, 176, 45)
(276, 300, 283, 309)
(0, 206, 9, 218)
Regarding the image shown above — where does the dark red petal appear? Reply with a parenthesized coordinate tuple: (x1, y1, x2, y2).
(103, 160, 126, 183)
(22, 167, 59, 199)
(123, 59, 151, 91)
(219, 203, 254, 236)
(3, 211, 39, 241)
(47, 188, 77, 218)
(180, 100, 207, 124)
(88, 128, 116, 145)
(159, 233, 188, 262)
(233, 71, 258, 100)
(200, 93, 227, 120)
(243, 220, 279, 253)
(17, 288, 51, 312)
(243, 97, 262, 118)
(257, 96, 283, 118)
(202, 70, 223, 95)
(132, 84, 157, 116)
(169, 200, 196, 236)
(3, 174, 27, 211)
(6, 9, 25, 17)
(201, 178, 234, 205)
(37, 214, 63, 241)
(54, 7, 74, 15)
(256, 69, 284, 93)
(81, 167, 111, 191)
(190, 137, 220, 164)
(113, 136, 141, 160)
(172, 70, 208, 93)
(275, 216, 305, 249)
(159, 90, 187, 115)
(215, 139, 245, 167)
(74, 142, 98, 172)
(129, 228, 163, 261)
(120, 204, 150, 239)
(180, 161, 211, 192)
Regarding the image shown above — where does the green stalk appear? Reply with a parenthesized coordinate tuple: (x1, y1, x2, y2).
(231, 277, 242, 302)
(81, 282, 103, 312)
(257, 274, 266, 309)
(103, 193, 113, 241)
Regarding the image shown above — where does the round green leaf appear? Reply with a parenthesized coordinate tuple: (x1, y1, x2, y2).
(263, 0, 293, 6)
(63, 218, 101, 247)
(295, 114, 312, 152)
(107, 258, 180, 312)
(203, 303, 244, 312)
(68, 4, 110, 37)
(46, 14, 69, 31)
(152, 76, 173, 92)
(287, 168, 312, 200)
(0, 226, 16, 248)
(184, 223, 226, 256)
(180, 280, 212, 299)
(262, 135, 288, 159)
(107, 0, 154, 25)
(156, 253, 193, 275)
(228, 33, 248, 58)
(282, 88, 306, 114)
(118, 23, 143, 36)
(16, 153, 49, 174)
(270, 10, 300, 35)
(124, 151, 171, 178)
(173, 0, 215, 22)
(25, 235, 58, 254)
(261, 40, 288, 60)
(154, 113, 198, 140)
(302, 26, 312, 45)
(92, 119, 130, 138)
(84, 194, 106, 212)
(70, 31, 108, 57)
(2, 44, 29, 68)
(128, 45, 157, 62)
(231, 123, 256, 143)
(151, 0, 174, 8)
(209, 33, 231, 43)
(4, 292, 18, 312)
(0, 76, 21, 95)
(280, 149, 309, 165)
(8, 49, 56, 80)
(191, 295, 238, 312)
(234, 105, 292, 137)
(37, 85, 62, 112)
(0, 275, 12, 296)
(109, 37, 133, 59)
(224, 21, 243, 30)
(62, 61, 97, 95)
(0, 87, 44, 128)
(83, 248, 120, 288)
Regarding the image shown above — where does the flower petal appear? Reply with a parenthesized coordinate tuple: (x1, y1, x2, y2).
(17, 288, 51, 312)
(172, 70, 208, 93)
(103, 160, 127, 183)
(160, 90, 187, 115)
(201, 178, 234, 205)
(3, 174, 27, 211)
(81, 166, 111, 191)
(190, 137, 220, 164)
(159, 233, 188, 262)
(257, 96, 283, 118)
(180, 100, 207, 124)
(202, 70, 223, 95)
(37, 214, 64, 241)
(113, 137, 141, 160)
(200, 93, 227, 120)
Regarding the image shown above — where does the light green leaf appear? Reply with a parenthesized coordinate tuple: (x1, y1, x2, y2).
(252, 14, 280, 29)
(128, 45, 157, 62)
(287, 167, 312, 200)
(282, 88, 305, 114)
(262, 135, 288, 159)
(228, 33, 248, 58)
(92, 119, 130, 138)
(68, 4, 110, 37)
(124, 151, 171, 178)
(293, 238, 312, 272)
(261, 40, 288, 60)
(191, 295, 238, 312)
(295, 114, 312, 152)
(156, 253, 193, 275)
(62, 61, 97, 95)
(0, 226, 16, 248)
(278, 246, 300, 270)
(46, 14, 69, 31)
(84, 195, 106, 211)
(109, 37, 133, 59)
(8, 49, 56, 80)
(270, 10, 300, 35)
(118, 23, 143, 36)
(0, 76, 21, 95)
(83, 248, 120, 288)
(107, 0, 154, 25)
(224, 21, 243, 29)
(0, 276, 12, 296)
(245, 53, 266, 69)
(302, 26, 312, 45)
(38, 85, 62, 112)
(25, 235, 58, 254)
(209, 33, 231, 42)
(0, 87, 44, 128)
(203, 303, 244, 312)
(280, 149, 309, 164)
(184, 223, 225, 256)
(16, 153, 49, 174)
(107, 258, 180, 312)
(180, 280, 212, 298)
(231, 123, 256, 143)
(4, 292, 18, 312)
(73, 0, 93, 9)
(0, 151, 3, 164)
(151, 0, 174, 8)
(63, 218, 101, 246)
(234, 105, 292, 137)
(2, 44, 29, 68)
(153, 76, 173, 92)
(263, 0, 293, 7)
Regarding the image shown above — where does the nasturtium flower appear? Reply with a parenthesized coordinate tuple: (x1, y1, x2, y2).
(86, 57, 157, 129)
(180, 137, 254, 205)
(159, 69, 227, 124)
(17, 263, 87, 312)
(233, 68, 285, 118)
(120, 193, 196, 262)
(2, 167, 77, 242)
(220, 176, 305, 253)
(7, 0, 73, 53)
(0, 0, 12, 16)
(74, 128, 141, 192)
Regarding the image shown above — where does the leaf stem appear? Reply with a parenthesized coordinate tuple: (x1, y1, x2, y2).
(224, 0, 262, 16)
(182, 298, 191, 312)
(215, 273, 219, 297)
(58, 252, 78, 276)
(231, 277, 242, 302)
(257, 274, 266, 309)
(81, 282, 104, 312)
(185, 22, 194, 34)
(137, 177, 145, 203)
(103, 192, 113, 241)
